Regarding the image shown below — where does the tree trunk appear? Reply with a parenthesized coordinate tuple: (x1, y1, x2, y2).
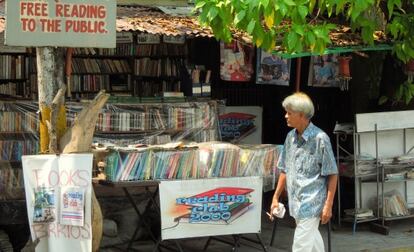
(37, 47, 66, 153)
(30, 47, 105, 252)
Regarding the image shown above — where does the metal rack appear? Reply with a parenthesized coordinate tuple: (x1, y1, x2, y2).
(334, 123, 380, 233)
(336, 111, 414, 234)
(378, 127, 414, 228)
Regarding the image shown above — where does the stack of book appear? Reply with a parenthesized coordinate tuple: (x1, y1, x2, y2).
(104, 142, 280, 182)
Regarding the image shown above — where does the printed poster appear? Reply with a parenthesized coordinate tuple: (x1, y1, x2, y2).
(159, 177, 263, 240)
(22, 154, 93, 252)
(308, 54, 340, 87)
(60, 187, 85, 226)
(256, 49, 291, 86)
(219, 106, 263, 144)
(220, 41, 254, 82)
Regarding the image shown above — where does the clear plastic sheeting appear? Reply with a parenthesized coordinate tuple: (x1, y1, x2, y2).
(0, 101, 38, 200)
(0, 99, 221, 199)
(104, 142, 280, 182)
(66, 100, 221, 146)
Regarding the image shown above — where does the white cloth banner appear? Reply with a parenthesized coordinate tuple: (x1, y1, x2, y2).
(22, 154, 93, 252)
(159, 177, 262, 240)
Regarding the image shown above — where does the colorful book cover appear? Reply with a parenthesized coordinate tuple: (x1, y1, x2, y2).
(60, 187, 85, 226)
(33, 186, 56, 223)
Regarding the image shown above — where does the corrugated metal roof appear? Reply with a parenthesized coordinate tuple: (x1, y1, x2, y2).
(116, 6, 215, 38)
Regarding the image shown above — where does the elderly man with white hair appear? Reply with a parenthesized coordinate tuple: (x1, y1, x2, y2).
(270, 92, 338, 252)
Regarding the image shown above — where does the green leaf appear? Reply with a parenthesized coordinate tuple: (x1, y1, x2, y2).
(387, 0, 396, 19)
(306, 32, 316, 46)
(395, 84, 404, 101)
(336, 0, 346, 14)
(404, 89, 412, 105)
(234, 10, 246, 25)
(298, 5, 308, 21)
(207, 6, 219, 20)
(195, 1, 206, 9)
(378, 96, 388, 105)
(287, 32, 299, 51)
(309, 0, 316, 13)
(283, 0, 296, 6)
(279, 3, 288, 16)
(247, 20, 256, 34)
(293, 24, 305, 35)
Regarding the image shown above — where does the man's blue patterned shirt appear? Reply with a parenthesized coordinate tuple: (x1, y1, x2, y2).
(278, 122, 338, 220)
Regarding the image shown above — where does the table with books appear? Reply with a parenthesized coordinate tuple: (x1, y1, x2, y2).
(99, 142, 281, 251)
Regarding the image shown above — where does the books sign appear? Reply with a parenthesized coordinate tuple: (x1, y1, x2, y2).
(159, 177, 262, 240)
(5, 0, 116, 48)
(22, 154, 93, 252)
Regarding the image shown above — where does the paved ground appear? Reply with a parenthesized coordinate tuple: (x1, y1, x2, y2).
(101, 211, 414, 252)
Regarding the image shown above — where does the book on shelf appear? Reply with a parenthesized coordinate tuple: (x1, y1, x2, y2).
(103, 142, 279, 182)
(163, 92, 184, 98)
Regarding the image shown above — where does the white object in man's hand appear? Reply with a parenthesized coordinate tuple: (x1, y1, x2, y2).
(272, 202, 286, 218)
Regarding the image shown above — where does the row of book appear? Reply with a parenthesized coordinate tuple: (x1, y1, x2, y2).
(73, 44, 135, 56)
(70, 75, 111, 92)
(166, 106, 215, 130)
(0, 100, 219, 133)
(0, 111, 38, 132)
(134, 44, 188, 57)
(134, 80, 181, 97)
(0, 82, 29, 97)
(72, 58, 131, 74)
(91, 103, 217, 132)
(134, 58, 184, 77)
(0, 140, 39, 161)
(104, 143, 280, 181)
(71, 43, 187, 57)
(0, 55, 28, 80)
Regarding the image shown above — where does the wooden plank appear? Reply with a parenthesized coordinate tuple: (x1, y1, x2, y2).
(98, 180, 159, 188)
(355, 110, 414, 133)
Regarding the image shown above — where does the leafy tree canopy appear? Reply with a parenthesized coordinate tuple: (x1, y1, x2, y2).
(194, 0, 414, 103)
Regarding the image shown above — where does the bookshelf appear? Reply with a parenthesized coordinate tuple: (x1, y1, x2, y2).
(132, 35, 188, 97)
(19, 32, 192, 99)
(0, 101, 38, 200)
(0, 99, 220, 200)
(70, 33, 189, 99)
(0, 53, 31, 99)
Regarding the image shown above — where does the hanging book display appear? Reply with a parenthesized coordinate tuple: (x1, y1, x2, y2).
(308, 54, 340, 87)
(104, 142, 280, 182)
(256, 49, 290, 86)
(220, 41, 254, 82)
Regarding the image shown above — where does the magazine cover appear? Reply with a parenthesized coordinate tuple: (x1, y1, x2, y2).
(60, 187, 85, 226)
(308, 54, 340, 87)
(33, 186, 56, 223)
(256, 49, 290, 85)
(220, 41, 254, 82)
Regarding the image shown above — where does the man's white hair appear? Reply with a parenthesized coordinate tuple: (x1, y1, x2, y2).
(282, 92, 314, 119)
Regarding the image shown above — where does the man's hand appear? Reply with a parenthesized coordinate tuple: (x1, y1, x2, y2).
(269, 199, 279, 221)
(321, 203, 332, 224)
